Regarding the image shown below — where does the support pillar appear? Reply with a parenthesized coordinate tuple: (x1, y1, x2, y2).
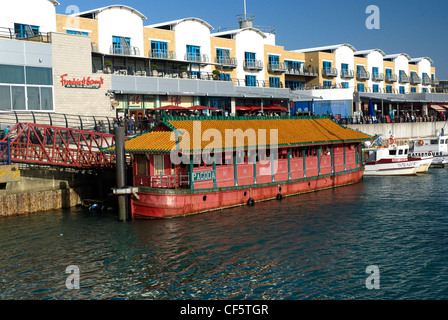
(115, 126, 128, 221)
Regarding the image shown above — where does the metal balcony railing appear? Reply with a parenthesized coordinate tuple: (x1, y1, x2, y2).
(340, 69, 354, 79)
(149, 49, 177, 60)
(399, 72, 409, 84)
(110, 45, 140, 56)
(356, 71, 370, 80)
(410, 74, 421, 85)
(185, 53, 209, 63)
(0, 26, 51, 43)
(385, 74, 398, 82)
(214, 56, 237, 68)
(322, 67, 338, 77)
(285, 66, 319, 77)
(372, 73, 385, 81)
(422, 74, 432, 86)
(432, 79, 440, 86)
(243, 59, 264, 70)
(268, 62, 286, 72)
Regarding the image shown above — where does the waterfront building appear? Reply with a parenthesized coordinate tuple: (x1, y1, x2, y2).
(0, 0, 447, 123)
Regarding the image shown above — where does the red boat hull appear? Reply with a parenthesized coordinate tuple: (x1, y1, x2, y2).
(131, 168, 365, 218)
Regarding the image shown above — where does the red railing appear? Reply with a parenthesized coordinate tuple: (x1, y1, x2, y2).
(1, 123, 116, 168)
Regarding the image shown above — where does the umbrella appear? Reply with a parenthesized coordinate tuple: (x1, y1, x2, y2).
(235, 106, 253, 111)
(263, 105, 288, 111)
(368, 99, 375, 116)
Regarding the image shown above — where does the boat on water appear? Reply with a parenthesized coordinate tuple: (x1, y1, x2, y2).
(363, 136, 432, 176)
(409, 134, 448, 167)
(105, 116, 372, 218)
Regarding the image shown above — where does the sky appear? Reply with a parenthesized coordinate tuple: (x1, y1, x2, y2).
(56, 0, 448, 79)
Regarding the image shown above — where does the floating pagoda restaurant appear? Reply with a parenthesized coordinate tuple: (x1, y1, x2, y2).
(105, 116, 372, 218)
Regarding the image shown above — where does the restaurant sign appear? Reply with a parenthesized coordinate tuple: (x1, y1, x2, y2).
(60, 74, 104, 89)
(191, 170, 216, 182)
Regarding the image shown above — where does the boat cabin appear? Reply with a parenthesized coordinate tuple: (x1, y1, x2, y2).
(411, 135, 448, 157)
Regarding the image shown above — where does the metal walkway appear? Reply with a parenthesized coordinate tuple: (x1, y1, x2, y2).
(1, 122, 116, 169)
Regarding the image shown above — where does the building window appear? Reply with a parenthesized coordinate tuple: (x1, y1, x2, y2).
(186, 45, 201, 62)
(422, 88, 428, 93)
(373, 84, 379, 93)
(112, 36, 131, 55)
(245, 75, 256, 87)
(269, 77, 280, 88)
(245, 52, 257, 68)
(269, 55, 280, 69)
(386, 85, 392, 93)
(285, 60, 303, 71)
(399, 86, 405, 94)
(357, 83, 365, 92)
(216, 48, 230, 64)
(219, 73, 231, 81)
(411, 87, 416, 93)
(372, 67, 379, 78)
(323, 61, 332, 72)
(341, 82, 349, 88)
(26, 67, 53, 86)
(66, 30, 88, 36)
(323, 81, 332, 88)
(285, 80, 305, 90)
(0, 86, 11, 111)
(14, 23, 39, 38)
(0, 64, 25, 84)
(151, 41, 168, 58)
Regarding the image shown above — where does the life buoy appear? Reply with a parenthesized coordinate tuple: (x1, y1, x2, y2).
(418, 140, 424, 146)
(388, 137, 397, 145)
(247, 198, 255, 206)
(276, 193, 283, 200)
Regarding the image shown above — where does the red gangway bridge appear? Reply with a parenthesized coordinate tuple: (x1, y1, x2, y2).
(0, 112, 120, 169)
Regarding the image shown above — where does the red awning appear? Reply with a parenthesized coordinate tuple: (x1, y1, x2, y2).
(235, 106, 253, 111)
(430, 105, 446, 113)
(188, 105, 220, 110)
(154, 105, 186, 110)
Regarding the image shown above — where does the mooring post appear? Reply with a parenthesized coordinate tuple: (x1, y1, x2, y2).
(115, 126, 128, 221)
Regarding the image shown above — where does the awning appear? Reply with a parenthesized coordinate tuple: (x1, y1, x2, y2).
(430, 105, 447, 113)
(188, 105, 220, 111)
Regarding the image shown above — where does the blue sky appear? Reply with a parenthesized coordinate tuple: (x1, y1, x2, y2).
(56, 0, 448, 79)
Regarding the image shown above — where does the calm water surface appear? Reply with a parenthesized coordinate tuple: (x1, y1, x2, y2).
(1, 170, 448, 300)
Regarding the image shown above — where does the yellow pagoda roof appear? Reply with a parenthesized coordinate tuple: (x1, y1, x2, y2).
(104, 116, 372, 154)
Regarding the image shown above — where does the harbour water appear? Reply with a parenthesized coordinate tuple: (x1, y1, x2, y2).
(1, 169, 448, 301)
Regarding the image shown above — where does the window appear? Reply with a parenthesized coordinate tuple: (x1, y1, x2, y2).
(372, 67, 379, 77)
(422, 88, 428, 93)
(216, 48, 230, 64)
(151, 41, 168, 58)
(219, 73, 231, 81)
(342, 82, 349, 88)
(27, 87, 40, 110)
(112, 36, 131, 55)
(186, 45, 201, 62)
(26, 67, 53, 86)
(285, 60, 303, 71)
(386, 85, 392, 93)
(0, 86, 11, 110)
(269, 55, 280, 68)
(66, 30, 88, 36)
(136, 155, 147, 176)
(389, 150, 397, 156)
(154, 155, 164, 176)
(373, 84, 379, 93)
(341, 63, 348, 72)
(11, 86, 26, 110)
(245, 75, 256, 87)
(0, 65, 25, 84)
(323, 81, 332, 88)
(14, 23, 39, 38)
(357, 83, 365, 92)
(285, 80, 305, 90)
(245, 52, 256, 67)
(386, 68, 392, 76)
(269, 77, 280, 88)
(399, 86, 405, 94)
(40, 87, 53, 110)
(411, 87, 416, 93)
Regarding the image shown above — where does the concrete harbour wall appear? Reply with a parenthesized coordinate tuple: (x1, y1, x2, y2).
(347, 121, 446, 139)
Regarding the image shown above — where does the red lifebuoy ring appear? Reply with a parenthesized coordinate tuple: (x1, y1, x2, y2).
(418, 140, 424, 146)
(388, 138, 397, 145)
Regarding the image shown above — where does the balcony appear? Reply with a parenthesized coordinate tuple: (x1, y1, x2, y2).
(185, 53, 209, 63)
(340, 69, 354, 79)
(432, 78, 440, 86)
(399, 72, 409, 84)
(372, 73, 385, 81)
(356, 71, 370, 80)
(422, 74, 432, 86)
(0, 26, 51, 43)
(322, 67, 338, 77)
(244, 59, 264, 71)
(268, 62, 287, 72)
(410, 74, 421, 85)
(285, 66, 318, 77)
(110, 45, 140, 56)
(214, 56, 237, 68)
(385, 74, 398, 82)
(149, 49, 177, 60)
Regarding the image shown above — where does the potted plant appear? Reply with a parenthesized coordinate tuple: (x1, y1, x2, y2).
(212, 69, 221, 80)
(104, 60, 112, 73)
(180, 65, 188, 78)
(151, 64, 159, 76)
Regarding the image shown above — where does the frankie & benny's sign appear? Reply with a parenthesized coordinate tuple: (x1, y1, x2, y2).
(60, 74, 104, 89)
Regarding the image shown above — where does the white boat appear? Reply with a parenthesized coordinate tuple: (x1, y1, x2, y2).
(409, 134, 448, 167)
(363, 137, 431, 176)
